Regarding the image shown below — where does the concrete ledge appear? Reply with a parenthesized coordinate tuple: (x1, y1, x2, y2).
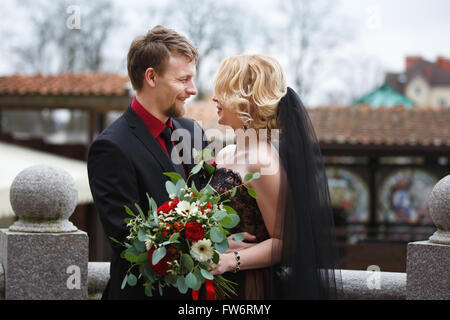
(0, 264, 4, 300)
(341, 269, 406, 300)
(85, 264, 407, 300)
(88, 262, 110, 300)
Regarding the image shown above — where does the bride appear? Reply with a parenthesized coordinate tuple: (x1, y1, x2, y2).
(207, 54, 342, 299)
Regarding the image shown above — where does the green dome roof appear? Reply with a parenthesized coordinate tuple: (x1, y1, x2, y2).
(353, 84, 415, 108)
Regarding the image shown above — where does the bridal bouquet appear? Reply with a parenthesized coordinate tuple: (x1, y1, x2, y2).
(111, 148, 259, 299)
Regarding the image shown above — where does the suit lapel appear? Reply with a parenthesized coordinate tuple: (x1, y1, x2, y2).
(124, 106, 174, 174)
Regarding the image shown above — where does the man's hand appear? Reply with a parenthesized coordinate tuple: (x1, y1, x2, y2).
(226, 232, 257, 253)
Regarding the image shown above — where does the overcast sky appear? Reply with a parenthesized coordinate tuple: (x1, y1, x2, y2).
(1, 0, 449, 105)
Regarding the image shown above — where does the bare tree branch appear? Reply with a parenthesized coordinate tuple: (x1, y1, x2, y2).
(153, 0, 253, 98)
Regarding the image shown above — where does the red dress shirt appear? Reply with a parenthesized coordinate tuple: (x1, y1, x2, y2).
(131, 97, 173, 157)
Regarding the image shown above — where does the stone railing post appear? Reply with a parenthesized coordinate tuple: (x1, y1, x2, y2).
(0, 165, 88, 299)
(406, 175, 450, 300)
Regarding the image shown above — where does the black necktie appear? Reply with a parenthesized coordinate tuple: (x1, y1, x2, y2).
(160, 126, 186, 180)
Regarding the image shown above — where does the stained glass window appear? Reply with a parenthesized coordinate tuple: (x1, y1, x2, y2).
(378, 169, 437, 225)
(326, 168, 370, 223)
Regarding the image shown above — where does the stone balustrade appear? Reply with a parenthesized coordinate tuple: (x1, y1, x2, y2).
(0, 165, 449, 300)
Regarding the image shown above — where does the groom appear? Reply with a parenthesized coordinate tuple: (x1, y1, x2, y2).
(87, 25, 208, 300)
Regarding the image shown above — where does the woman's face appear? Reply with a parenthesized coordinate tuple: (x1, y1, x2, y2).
(212, 95, 243, 130)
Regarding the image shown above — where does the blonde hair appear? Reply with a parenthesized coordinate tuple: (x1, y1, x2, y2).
(213, 54, 287, 139)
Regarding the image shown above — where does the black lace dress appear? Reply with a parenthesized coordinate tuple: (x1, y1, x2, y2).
(209, 167, 272, 300)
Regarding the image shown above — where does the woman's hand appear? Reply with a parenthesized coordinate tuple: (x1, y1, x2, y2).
(226, 232, 257, 253)
(210, 253, 236, 276)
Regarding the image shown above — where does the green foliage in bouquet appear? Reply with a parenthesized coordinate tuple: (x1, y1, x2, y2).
(110, 148, 260, 298)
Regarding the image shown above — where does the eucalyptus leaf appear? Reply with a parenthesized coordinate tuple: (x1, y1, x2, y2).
(161, 240, 180, 246)
(175, 179, 186, 197)
(163, 172, 184, 184)
(169, 232, 180, 243)
(212, 251, 220, 264)
(143, 262, 156, 282)
(194, 268, 205, 284)
(127, 273, 137, 286)
(200, 268, 214, 280)
(214, 238, 229, 254)
(180, 253, 194, 273)
(133, 239, 146, 252)
(232, 233, 245, 242)
(185, 272, 200, 290)
(109, 237, 122, 245)
(244, 173, 253, 182)
(135, 252, 148, 263)
(145, 283, 153, 297)
(222, 205, 237, 215)
(247, 187, 258, 199)
(165, 181, 177, 196)
(222, 214, 240, 229)
(212, 210, 227, 222)
(124, 251, 138, 263)
(137, 229, 148, 242)
(210, 227, 224, 243)
(147, 194, 157, 213)
(221, 216, 233, 226)
(124, 205, 136, 217)
(177, 276, 188, 294)
(231, 186, 237, 197)
(203, 184, 216, 196)
(190, 160, 204, 175)
(152, 246, 167, 266)
(121, 274, 128, 290)
(134, 203, 146, 220)
(204, 163, 215, 176)
(191, 181, 198, 194)
(164, 274, 178, 285)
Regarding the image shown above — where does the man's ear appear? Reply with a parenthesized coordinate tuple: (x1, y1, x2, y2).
(144, 67, 157, 88)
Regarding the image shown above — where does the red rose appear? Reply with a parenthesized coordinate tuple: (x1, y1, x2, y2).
(157, 198, 179, 214)
(185, 221, 204, 242)
(206, 157, 217, 167)
(148, 246, 173, 276)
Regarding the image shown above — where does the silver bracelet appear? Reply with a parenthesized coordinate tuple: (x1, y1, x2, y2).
(233, 251, 241, 273)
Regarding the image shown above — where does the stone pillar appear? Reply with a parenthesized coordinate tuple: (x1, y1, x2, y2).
(406, 175, 450, 300)
(0, 165, 88, 299)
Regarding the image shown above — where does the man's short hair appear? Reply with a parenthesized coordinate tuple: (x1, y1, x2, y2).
(127, 25, 198, 91)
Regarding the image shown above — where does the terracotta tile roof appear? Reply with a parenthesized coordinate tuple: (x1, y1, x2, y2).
(309, 106, 450, 147)
(0, 73, 131, 96)
(406, 60, 450, 86)
(185, 101, 450, 147)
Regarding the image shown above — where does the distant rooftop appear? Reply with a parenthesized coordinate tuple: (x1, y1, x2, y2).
(353, 84, 415, 109)
(386, 56, 450, 91)
(186, 99, 450, 149)
(0, 73, 131, 96)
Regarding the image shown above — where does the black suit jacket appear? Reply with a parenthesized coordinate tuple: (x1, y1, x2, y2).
(87, 106, 209, 300)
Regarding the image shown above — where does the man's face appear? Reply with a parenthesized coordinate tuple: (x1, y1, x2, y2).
(156, 53, 197, 118)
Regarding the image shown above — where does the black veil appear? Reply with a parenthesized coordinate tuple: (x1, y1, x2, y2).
(269, 87, 343, 299)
